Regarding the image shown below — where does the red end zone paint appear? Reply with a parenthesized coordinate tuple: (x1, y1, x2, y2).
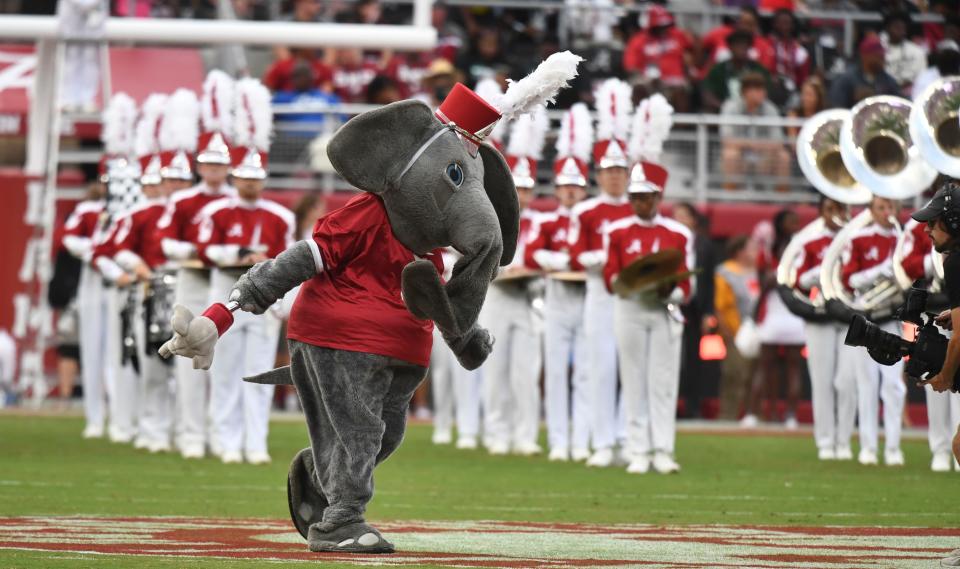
(0, 517, 957, 568)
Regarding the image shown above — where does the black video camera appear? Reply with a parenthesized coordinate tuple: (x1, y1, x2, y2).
(844, 282, 960, 391)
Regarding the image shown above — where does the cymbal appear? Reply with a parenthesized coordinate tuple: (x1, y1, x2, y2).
(549, 271, 587, 282)
(615, 249, 683, 292)
(495, 268, 542, 282)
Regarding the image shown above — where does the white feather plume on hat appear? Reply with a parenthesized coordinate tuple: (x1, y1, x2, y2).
(233, 78, 272, 152)
(101, 92, 137, 156)
(629, 93, 673, 163)
(594, 78, 632, 142)
(506, 105, 549, 160)
(474, 78, 507, 145)
(201, 69, 234, 137)
(134, 93, 168, 158)
(556, 102, 593, 161)
(159, 88, 200, 152)
(497, 51, 583, 121)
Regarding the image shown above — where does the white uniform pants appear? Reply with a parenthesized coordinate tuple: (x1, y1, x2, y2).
(77, 266, 110, 431)
(927, 389, 960, 455)
(855, 320, 905, 453)
(584, 273, 619, 450)
(208, 269, 280, 455)
(174, 267, 211, 451)
(105, 286, 139, 439)
(613, 297, 683, 457)
(134, 284, 174, 446)
(61, 44, 100, 109)
(544, 279, 590, 453)
(805, 321, 858, 451)
(430, 328, 456, 436)
(479, 281, 542, 448)
(455, 366, 483, 439)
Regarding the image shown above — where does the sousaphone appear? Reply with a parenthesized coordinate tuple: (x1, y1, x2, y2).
(817, 96, 936, 322)
(777, 109, 869, 322)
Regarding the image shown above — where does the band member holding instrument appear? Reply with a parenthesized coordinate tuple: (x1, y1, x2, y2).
(479, 107, 547, 457)
(524, 103, 592, 463)
(604, 94, 691, 474)
(196, 78, 294, 465)
(842, 196, 906, 466)
(570, 78, 633, 468)
(793, 196, 856, 461)
(110, 93, 176, 453)
(156, 76, 235, 460)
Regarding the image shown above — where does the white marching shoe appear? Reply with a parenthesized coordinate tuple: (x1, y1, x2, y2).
(884, 448, 904, 467)
(858, 448, 878, 466)
(246, 451, 272, 465)
(586, 448, 615, 468)
(548, 448, 570, 462)
(835, 446, 853, 460)
(221, 450, 243, 464)
(931, 452, 952, 472)
(82, 425, 104, 439)
(148, 440, 171, 454)
(513, 443, 542, 456)
(487, 441, 510, 456)
(817, 447, 836, 461)
(739, 414, 758, 428)
(626, 455, 650, 474)
(784, 416, 799, 431)
(455, 436, 478, 450)
(133, 437, 151, 450)
(181, 443, 205, 460)
(431, 430, 453, 445)
(570, 448, 591, 462)
(108, 428, 134, 444)
(652, 452, 680, 474)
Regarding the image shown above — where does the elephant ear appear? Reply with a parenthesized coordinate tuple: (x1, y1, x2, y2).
(326, 100, 440, 194)
(478, 143, 520, 266)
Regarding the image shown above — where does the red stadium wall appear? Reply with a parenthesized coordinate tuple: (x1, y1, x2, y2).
(0, 170, 31, 331)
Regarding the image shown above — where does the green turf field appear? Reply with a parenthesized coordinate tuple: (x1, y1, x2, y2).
(0, 415, 955, 568)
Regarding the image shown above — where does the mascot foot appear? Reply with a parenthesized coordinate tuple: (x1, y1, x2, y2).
(307, 521, 395, 554)
(287, 448, 329, 540)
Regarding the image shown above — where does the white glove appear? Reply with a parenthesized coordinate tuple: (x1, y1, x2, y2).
(665, 286, 684, 305)
(849, 260, 893, 292)
(161, 238, 196, 261)
(797, 266, 821, 291)
(158, 304, 219, 370)
(533, 249, 570, 272)
(577, 250, 607, 270)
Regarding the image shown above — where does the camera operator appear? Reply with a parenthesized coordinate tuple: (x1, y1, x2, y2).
(912, 183, 960, 467)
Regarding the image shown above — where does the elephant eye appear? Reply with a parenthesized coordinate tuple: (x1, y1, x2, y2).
(445, 163, 463, 187)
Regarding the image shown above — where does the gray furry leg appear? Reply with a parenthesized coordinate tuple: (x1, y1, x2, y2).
(377, 363, 427, 464)
(289, 342, 392, 528)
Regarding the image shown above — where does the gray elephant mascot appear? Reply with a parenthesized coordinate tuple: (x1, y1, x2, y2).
(160, 52, 581, 553)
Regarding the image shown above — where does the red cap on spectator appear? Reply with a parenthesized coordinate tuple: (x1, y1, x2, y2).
(627, 161, 668, 194)
(859, 34, 885, 57)
(435, 82, 503, 146)
(646, 5, 674, 28)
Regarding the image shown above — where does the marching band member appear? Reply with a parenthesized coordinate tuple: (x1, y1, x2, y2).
(196, 78, 294, 465)
(156, 75, 235, 459)
(479, 106, 548, 456)
(841, 196, 906, 466)
(570, 78, 633, 468)
(794, 196, 856, 461)
(89, 94, 140, 444)
(112, 93, 176, 453)
(62, 184, 106, 439)
(901, 216, 960, 471)
(429, 247, 460, 446)
(604, 94, 691, 475)
(524, 102, 592, 462)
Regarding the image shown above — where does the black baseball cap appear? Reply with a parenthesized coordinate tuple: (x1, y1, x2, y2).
(911, 184, 960, 222)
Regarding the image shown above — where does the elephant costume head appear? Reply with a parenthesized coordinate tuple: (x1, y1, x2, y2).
(326, 52, 581, 369)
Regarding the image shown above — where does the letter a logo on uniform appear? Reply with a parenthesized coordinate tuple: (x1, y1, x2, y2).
(227, 223, 244, 238)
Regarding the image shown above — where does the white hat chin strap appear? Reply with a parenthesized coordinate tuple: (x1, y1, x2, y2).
(396, 126, 455, 184)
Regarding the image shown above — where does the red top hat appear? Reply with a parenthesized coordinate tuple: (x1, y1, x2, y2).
(554, 156, 588, 187)
(196, 131, 231, 165)
(506, 155, 537, 189)
(139, 154, 162, 185)
(628, 161, 668, 194)
(160, 149, 194, 181)
(230, 146, 268, 180)
(593, 139, 628, 169)
(436, 83, 503, 146)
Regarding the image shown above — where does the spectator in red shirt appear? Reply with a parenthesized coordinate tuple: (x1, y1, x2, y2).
(263, 49, 333, 93)
(700, 6, 775, 77)
(326, 48, 382, 103)
(383, 51, 434, 99)
(768, 9, 810, 108)
(623, 5, 696, 112)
